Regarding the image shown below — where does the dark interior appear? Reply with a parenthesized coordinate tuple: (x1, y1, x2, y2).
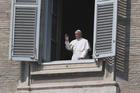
(60, 0, 94, 60)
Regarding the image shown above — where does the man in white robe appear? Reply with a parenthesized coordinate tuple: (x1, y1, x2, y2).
(65, 30, 90, 60)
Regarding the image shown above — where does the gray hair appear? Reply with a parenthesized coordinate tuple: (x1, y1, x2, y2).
(75, 29, 82, 35)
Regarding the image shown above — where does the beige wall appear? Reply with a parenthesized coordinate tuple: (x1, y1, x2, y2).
(0, 0, 21, 93)
(116, 0, 140, 93)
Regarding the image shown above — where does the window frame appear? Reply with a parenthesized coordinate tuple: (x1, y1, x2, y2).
(41, 0, 95, 64)
(40, 0, 117, 64)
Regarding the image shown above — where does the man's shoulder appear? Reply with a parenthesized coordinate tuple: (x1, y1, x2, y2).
(71, 39, 77, 42)
(81, 38, 88, 42)
(70, 39, 77, 44)
(71, 38, 88, 42)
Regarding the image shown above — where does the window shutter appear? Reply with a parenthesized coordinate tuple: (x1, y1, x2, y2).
(93, 0, 117, 58)
(9, 0, 41, 61)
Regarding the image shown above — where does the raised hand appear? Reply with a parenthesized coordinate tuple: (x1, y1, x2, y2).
(65, 33, 69, 41)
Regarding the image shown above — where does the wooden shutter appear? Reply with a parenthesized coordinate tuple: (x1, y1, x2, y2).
(9, 0, 41, 61)
(93, 0, 117, 58)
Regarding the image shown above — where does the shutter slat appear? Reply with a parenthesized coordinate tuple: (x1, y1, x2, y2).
(16, 0, 36, 4)
(14, 39, 35, 42)
(15, 28, 35, 31)
(93, 0, 117, 58)
(14, 47, 34, 50)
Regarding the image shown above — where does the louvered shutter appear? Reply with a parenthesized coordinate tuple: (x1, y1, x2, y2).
(93, 0, 117, 58)
(9, 0, 41, 61)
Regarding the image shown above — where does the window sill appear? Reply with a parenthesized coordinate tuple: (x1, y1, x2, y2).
(31, 59, 102, 75)
(18, 80, 117, 90)
(42, 59, 96, 65)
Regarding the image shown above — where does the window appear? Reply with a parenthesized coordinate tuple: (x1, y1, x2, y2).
(42, 0, 94, 62)
(9, 0, 117, 63)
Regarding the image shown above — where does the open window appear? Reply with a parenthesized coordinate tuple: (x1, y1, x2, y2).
(43, 0, 95, 61)
(9, 0, 117, 63)
(60, 0, 94, 60)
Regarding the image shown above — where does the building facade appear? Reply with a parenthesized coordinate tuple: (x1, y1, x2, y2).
(0, 0, 140, 93)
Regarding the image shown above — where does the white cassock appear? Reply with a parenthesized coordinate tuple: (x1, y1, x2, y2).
(65, 38, 90, 60)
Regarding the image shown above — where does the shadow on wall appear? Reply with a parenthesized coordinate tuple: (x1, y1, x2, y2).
(115, 0, 131, 81)
(20, 63, 29, 83)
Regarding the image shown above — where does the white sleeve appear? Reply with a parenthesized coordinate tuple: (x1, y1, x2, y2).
(80, 40, 90, 58)
(80, 50, 88, 58)
(65, 40, 73, 51)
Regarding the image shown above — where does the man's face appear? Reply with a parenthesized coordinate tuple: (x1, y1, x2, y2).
(75, 31, 81, 39)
